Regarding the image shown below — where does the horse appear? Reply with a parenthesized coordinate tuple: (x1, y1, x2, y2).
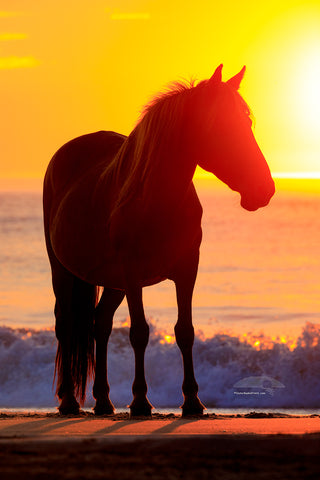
(43, 65, 275, 417)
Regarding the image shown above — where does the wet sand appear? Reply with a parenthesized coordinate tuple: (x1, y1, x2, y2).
(1, 412, 320, 479)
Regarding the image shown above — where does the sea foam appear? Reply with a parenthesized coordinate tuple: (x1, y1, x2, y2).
(0, 322, 319, 409)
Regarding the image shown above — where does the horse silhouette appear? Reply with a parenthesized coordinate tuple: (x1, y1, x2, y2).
(43, 65, 275, 416)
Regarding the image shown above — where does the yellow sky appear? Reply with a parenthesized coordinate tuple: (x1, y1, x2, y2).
(1, 0, 320, 181)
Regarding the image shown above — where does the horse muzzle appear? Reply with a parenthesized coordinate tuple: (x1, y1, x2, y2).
(240, 178, 275, 211)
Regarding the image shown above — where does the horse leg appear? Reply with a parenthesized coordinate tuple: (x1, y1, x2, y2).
(52, 267, 80, 415)
(93, 288, 125, 415)
(173, 249, 205, 416)
(125, 284, 153, 417)
(52, 260, 96, 415)
(55, 307, 80, 414)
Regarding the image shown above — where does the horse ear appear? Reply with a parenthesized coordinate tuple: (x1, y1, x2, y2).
(226, 66, 246, 90)
(208, 64, 223, 88)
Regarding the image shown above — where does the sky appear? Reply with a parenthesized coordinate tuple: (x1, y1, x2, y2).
(1, 0, 320, 182)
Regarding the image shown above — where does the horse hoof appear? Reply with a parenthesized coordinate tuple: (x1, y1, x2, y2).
(58, 405, 80, 415)
(181, 396, 205, 417)
(129, 397, 153, 417)
(58, 398, 80, 415)
(130, 406, 152, 417)
(59, 408, 80, 415)
(94, 401, 115, 416)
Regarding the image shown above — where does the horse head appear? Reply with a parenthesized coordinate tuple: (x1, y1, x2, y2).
(194, 65, 275, 211)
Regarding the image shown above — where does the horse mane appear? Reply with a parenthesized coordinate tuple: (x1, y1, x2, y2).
(106, 79, 197, 215)
(105, 77, 253, 217)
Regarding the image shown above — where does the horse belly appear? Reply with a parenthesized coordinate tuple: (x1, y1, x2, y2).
(108, 197, 203, 287)
(48, 174, 202, 290)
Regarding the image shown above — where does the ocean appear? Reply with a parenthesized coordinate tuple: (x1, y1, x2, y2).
(0, 179, 320, 411)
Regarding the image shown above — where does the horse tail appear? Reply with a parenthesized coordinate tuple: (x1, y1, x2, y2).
(54, 277, 98, 404)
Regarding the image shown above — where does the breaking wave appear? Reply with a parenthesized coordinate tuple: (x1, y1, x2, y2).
(0, 322, 319, 409)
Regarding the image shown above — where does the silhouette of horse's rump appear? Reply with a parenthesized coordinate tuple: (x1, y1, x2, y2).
(43, 65, 275, 416)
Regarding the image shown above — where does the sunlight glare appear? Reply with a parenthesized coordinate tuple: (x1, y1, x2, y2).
(294, 50, 320, 132)
(160, 334, 175, 345)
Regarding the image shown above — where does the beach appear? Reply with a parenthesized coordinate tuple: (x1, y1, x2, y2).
(1, 412, 320, 479)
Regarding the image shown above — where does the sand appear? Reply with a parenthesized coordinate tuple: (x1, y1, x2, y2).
(1, 412, 320, 479)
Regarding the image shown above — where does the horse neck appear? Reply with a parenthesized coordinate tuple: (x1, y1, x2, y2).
(138, 127, 197, 213)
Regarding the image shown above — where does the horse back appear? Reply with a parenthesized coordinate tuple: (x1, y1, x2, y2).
(44, 131, 126, 196)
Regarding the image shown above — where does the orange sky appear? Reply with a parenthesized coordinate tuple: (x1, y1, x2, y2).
(1, 0, 320, 182)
